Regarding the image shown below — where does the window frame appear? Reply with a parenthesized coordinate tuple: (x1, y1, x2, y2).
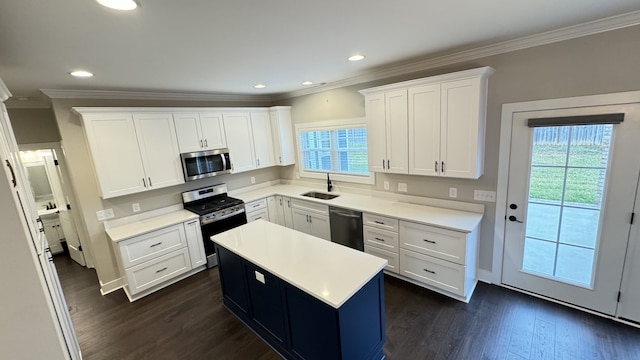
(295, 118, 375, 185)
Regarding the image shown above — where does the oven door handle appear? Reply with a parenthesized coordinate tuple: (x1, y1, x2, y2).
(221, 154, 228, 172)
(201, 208, 246, 225)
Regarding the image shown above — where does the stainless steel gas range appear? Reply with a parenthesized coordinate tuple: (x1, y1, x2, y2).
(182, 183, 247, 268)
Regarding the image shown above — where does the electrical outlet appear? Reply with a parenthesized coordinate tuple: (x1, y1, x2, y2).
(104, 208, 115, 219)
(250, 176, 256, 184)
(449, 187, 458, 198)
(255, 270, 265, 284)
(474, 190, 497, 202)
(384, 181, 390, 190)
(398, 183, 407, 192)
(132, 203, 141, 212)
(96, 210, 106, 221)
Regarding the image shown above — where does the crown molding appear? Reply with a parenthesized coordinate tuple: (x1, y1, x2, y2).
(4, 95, 52, 109)
(39, 89, 273, 104)
(274, 10, 640, 100)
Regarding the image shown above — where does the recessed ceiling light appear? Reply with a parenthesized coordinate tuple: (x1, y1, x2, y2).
(69, 70, 94, 78)
(254, 84, 266, 89)
(301, 81, 313, 86)
(97, 0, 138, 11)
(348, 54, 365, 61)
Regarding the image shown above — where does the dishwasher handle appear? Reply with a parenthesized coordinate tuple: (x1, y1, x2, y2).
(329, 209, 361, 219)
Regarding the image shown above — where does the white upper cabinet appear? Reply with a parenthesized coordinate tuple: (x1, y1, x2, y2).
(269, 107, 295, 166)
(365, 91, 408, 174)
(361, 67, 494, 179)
(133, 113, 184, 189)
(174, 112, 226, 153)
(250, 111, 276, 169)
(80, 112, 147, 198)
(223, 112, 256, 173)
(77, 110, 184, 199)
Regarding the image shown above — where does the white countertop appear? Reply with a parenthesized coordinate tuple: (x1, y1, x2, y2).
(105, 209, 198, 242)
(212, 220, 387, 309)
(233, 184, 483, 233)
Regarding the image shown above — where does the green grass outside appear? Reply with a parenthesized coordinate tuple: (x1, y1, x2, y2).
(529, 145, 608, 205)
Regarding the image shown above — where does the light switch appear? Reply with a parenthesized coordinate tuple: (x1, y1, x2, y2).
(383, 181, 390, 190)
(132, 203, 141, 212)
(255, 270, 265, 284)
(449, 188, 457, 198)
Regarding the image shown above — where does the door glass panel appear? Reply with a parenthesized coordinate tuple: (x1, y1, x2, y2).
(523, 124, 612, 287)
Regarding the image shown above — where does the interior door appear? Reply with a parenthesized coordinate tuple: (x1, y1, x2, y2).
(502, 104, 640, 315)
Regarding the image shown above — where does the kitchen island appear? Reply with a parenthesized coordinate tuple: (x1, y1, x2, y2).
(212, 220, 387, 360)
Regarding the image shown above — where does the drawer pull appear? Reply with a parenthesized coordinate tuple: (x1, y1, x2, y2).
(423, 239, 437, 244)
(374, 237, 385, 242)
(255, 216, 262, 220)
(253, 204, 260, 208)
(156, 267, 168, 273)
(150, 242, 163, 248)
(374, 221, 384, 225)
(423, 269, 436, 274)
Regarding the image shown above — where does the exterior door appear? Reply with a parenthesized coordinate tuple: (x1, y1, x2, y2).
(617, 176, 640, 323)
(502, 104, 640, 315)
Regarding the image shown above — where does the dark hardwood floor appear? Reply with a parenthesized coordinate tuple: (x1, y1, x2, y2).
(54, 256, 640, 360)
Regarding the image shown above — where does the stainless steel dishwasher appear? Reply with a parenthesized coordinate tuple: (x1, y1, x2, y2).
(329, 207, 363, 251)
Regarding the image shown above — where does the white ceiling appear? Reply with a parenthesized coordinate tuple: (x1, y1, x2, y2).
(1, 0, 640, 104)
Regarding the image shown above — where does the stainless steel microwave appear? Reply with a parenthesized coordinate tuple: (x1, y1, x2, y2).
(180, 148, 232, 181)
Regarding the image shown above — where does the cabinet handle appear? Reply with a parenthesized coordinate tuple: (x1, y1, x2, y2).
(309, 216, 312, 223)
(387, 159, 390, 169)
(441, 162, 445, 173)
(142, 178, 147, 187)
(255, 216, 262, 220)
(150, 242, 163, 247)
(187, 220, 197, 225)
(5, 160, 16, 187)
(279, 198, 283, 206)
(148, 177, 152, 187)
(279, 156, 282, 163)
(435, 161, 438, 173)
(374, 221, 384, 225)
(156, 267, 168, 273)
(423, 239, 436, 244)
(257, 159, 260, 167)
(200, 140, 204, 148)
(374, 237, 385, 242)
(423, 269, 436, 274)
(382, 159, 385, 169)
(204, 139, 208, 148)
(287, 200, 291, 208)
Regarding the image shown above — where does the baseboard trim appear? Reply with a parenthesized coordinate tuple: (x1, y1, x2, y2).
(100, 277, 124, 296)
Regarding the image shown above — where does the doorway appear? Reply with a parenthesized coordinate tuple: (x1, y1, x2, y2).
(19, 143, 86, 266)
(497, 92, 640, 321)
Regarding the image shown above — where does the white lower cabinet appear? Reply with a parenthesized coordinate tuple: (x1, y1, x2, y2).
(364, 245, 399, 274)
(113, 219, 207, 301)
(125, 247, 191, 295)
(291, 199, 330, 240)
(399, 248, 466, 297)
(246, 198, 269, 223)
(363, 212, 400, 274)
(42, 216, 65, 254)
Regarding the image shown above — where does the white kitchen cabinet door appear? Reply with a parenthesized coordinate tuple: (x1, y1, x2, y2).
(173, 113, 203, 153)
(440, 78, 483, 179)
(408, 84, 441, 176)
(250, 111, 276, 169)
(199, 112, 226, 150)
(82, 112, 147, 198)
(133, 113, 184, 190)
(267, 196, 280, 225)
(366, 93, 387, 173)
(184, 219, 207, 268)
(309, 213, 331, 241)
(223, 112, 256, 173)
(270, 107, 295, 166)
(365, 90, 408, 174)
(385, 90, 408, 174)
(283, 196, 294, 228)
(291, 208, 311, 235)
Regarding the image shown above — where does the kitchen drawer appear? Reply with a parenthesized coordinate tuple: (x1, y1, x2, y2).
(247, 208, 269, 223)
(291, 199, 329, 215)
(363, 213, 398, 232)
(125, 247, 192, 295)
(400, 221, 467, 265)
(364, 225, 399, 252)
(245, 198, 268, 213)
(119, 224, 187, 268)
(365, 245, 399, 274)
(399, 249, 465, 297)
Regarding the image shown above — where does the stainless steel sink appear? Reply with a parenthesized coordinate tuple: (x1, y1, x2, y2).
(301, 191, 340, 200)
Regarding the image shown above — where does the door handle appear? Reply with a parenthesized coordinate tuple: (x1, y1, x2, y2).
(435, 161, 438, 173)
(382, 159, 385, 170)
(204, 139, 208, 148)
(148, 177, 152, 187)
(441, 161, 445, 173)
(142, 178, 147, 188)
(508, 215, 524, 223)
(387, 159, 390, 169)
(5, 160, 16, 187)
(200, 140, 204, 148)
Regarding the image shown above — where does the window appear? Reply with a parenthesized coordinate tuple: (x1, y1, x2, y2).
(296, 118, 374, 184)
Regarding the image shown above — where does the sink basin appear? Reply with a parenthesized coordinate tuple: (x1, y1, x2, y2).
(301, 191, 340, 200)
